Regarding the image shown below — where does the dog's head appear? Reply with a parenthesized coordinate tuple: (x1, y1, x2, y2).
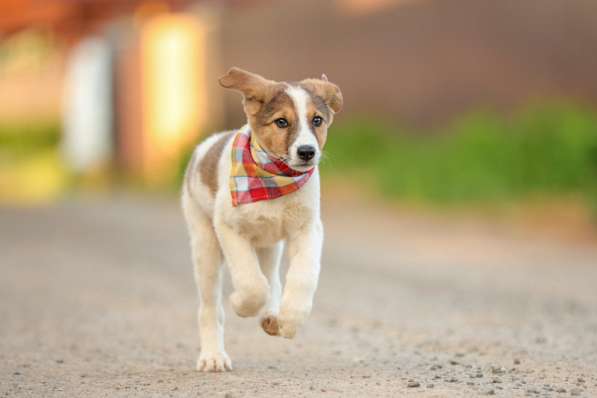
(219, 67, 343, 171)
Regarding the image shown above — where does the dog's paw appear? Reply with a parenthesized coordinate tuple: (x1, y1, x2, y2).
(277, 307, 310, 339)
(196, 351, 232, 372)
(260, 314, 280, 336)
(230, 289, 269, 318)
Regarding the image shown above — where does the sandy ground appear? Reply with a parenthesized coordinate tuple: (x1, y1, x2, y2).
(1, 195, 597, 397)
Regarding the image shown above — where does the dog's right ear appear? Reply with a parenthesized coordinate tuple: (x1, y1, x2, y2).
(219, 67, 274, 115)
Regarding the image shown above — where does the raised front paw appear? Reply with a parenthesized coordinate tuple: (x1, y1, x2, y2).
(230, 288, 269, 318)
(277, 306, 311, 339)
(196, 351, 232, 372)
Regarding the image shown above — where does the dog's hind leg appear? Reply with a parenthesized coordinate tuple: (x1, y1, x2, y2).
(257, 243, 284, 336)
(183, 194, 231, 372)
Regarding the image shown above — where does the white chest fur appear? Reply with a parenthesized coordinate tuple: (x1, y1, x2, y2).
(218, 171, 319, 248)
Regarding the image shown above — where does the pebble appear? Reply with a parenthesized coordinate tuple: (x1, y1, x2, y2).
(492, 366, 506, 375)
(426, 384, 434, 388)
(556, 388, 566, 393)
(407, 380, 420, 388)
(570, 388, 582, 396)
(485, 389, 495, 395)
(514, 359, 521, 365)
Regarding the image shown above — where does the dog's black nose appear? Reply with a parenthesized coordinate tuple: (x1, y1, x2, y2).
(297, 145, 316, 161)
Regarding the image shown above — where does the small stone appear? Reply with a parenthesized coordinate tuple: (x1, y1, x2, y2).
(570, 388, 582, 396)
(449, 359, 459, 365)
(492, 378, 502, 384)
(446, 377, 458, 383)
(492, 366, 506, 375)
(485, 389, 495, 396)
(426, 384, 434, 388)
(577, 378, 585, 383)
(407, 380, 420, 388)
(13, 372, 21, 376)
(430, 364, 442, 371)
(55, 359, 64, 364)
(514, 359, 521, 365)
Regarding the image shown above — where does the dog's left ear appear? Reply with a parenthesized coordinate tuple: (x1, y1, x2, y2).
(301, 75, 343, 114)
(219, 67, 278, 115)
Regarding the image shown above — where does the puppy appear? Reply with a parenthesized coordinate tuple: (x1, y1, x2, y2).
(181, 67, 342, 372)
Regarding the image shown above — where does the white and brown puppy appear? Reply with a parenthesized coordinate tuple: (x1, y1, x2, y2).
(181, 67, 342, 372)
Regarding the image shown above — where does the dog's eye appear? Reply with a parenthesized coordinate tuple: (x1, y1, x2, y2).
(312, 116, 323, 127)
(274, 118, 289, 128)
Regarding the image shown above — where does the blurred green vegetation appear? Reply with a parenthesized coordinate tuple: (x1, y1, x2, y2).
(0, 121, 66, 203)
(0, 121, 60, 155)
(321, 104, 597, 212)
(5, 104, 597, 213)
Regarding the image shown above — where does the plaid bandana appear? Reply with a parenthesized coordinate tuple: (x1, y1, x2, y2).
(229, 130, 315, 206)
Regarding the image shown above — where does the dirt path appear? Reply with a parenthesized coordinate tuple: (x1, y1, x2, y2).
(1, 196, 597, 397)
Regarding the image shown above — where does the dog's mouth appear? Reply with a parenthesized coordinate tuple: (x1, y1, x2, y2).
(289, 159, 317, 172)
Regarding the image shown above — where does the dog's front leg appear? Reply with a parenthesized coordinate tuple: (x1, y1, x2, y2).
(277, 219, 323, 338)
(214, 219, 270, 317)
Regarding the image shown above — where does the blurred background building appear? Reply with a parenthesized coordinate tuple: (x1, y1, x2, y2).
(1, 0, 597, 227)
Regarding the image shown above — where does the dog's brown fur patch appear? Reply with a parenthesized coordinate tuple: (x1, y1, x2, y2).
(251, 88, 299, 157)
(199, 132, 234, 195)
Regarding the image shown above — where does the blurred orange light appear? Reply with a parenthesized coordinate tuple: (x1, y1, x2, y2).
(140, 14, 206, 183)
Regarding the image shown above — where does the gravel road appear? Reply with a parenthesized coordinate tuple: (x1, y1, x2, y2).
(1, 195, 597, 397)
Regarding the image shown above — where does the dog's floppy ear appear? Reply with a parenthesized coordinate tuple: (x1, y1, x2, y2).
(301, 76, 343, 114)
(219, 67, 274, 115)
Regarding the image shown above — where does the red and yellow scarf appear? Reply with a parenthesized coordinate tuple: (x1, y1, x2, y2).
(229, 130, 314, 206)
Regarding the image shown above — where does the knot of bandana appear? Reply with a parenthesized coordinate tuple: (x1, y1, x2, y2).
(229, 130, 314, 206)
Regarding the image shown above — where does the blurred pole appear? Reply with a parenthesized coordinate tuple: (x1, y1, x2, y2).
(62, 37, 114, 173)
(115, 9, 219, 186)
